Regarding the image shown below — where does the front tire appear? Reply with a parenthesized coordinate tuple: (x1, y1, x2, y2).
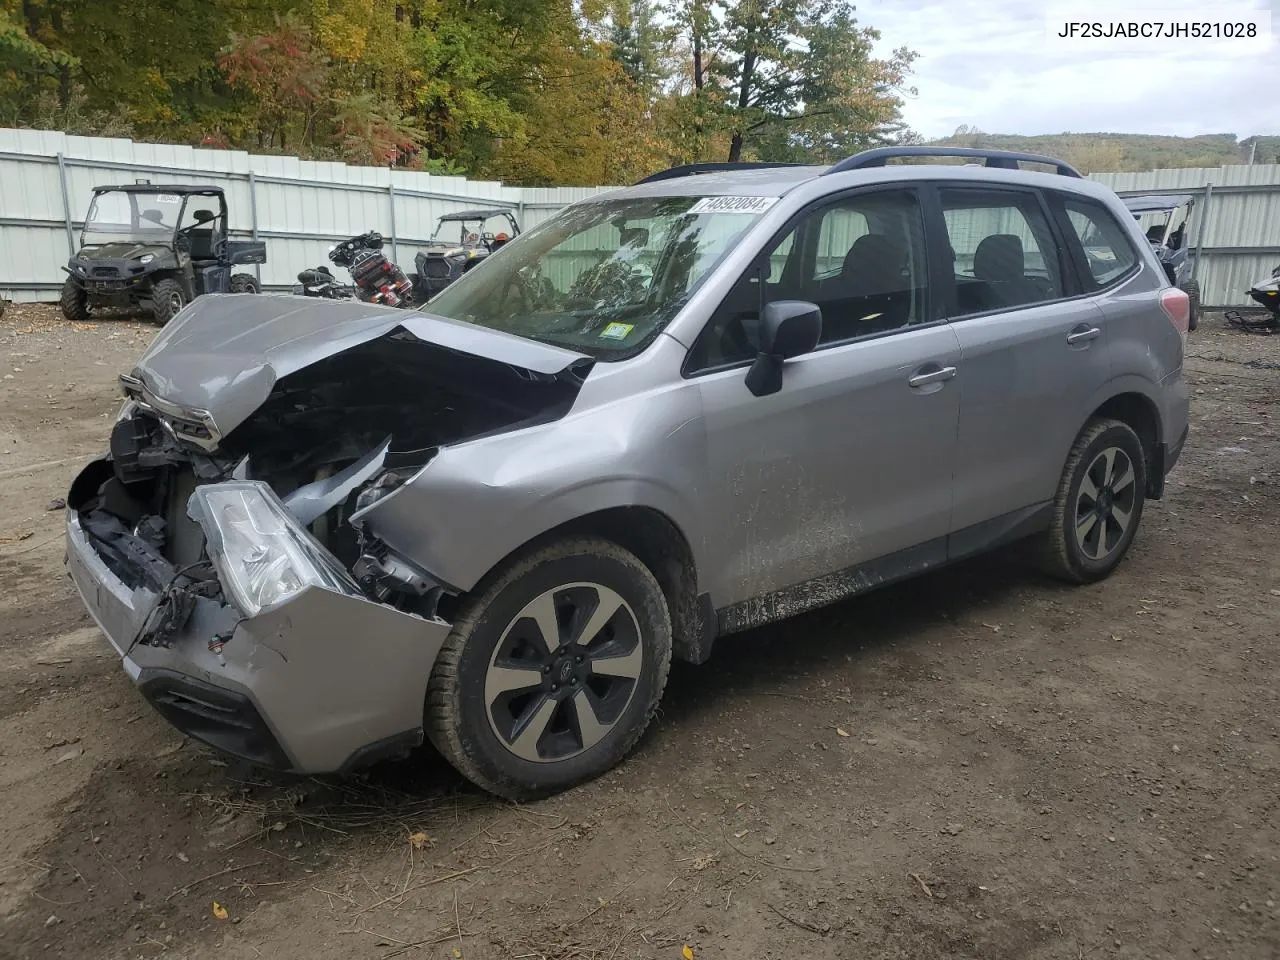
(1039, 418, 1147, 584)
(230, 273, 259, 294)
(149, 278, 186, 326)
(425, 538, 672, 800)
(59, 277, 90, 322)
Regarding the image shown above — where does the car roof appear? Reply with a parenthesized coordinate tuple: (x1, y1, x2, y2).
(93, 184, 226, 196)
(438, 208, 515, 221)
(1122, 194, 1195, 213)
(609, 161, 1118, 205)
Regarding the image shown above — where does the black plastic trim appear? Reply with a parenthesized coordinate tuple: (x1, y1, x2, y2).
(338, 728, 425, 773)
(947, 502, 1053, 562)
(636, 162, 807, 184)
(825, 147, 1082, 179)
(712, 503, 1057, 636)
(138, 669, 292, 770)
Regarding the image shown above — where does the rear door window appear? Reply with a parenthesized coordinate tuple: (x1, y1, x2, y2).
(939, 189, 1065, 316)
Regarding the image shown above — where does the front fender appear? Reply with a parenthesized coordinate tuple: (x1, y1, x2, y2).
(361, 402, 709, 594)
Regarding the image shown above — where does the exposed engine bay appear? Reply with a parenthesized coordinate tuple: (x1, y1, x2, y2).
(70, 328, 586, 643)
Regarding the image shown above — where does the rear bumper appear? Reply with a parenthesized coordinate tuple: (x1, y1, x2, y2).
(65, 475, 452, 774)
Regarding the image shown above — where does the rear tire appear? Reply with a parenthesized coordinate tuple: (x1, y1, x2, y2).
(149, 278, 186, 326)
(425, 537, 672, 801)
(59, 277, 90, 322)
(1183, 279, 1201, 331)
(229, 273, 259, 294)
(1039, 418, 1147, 584)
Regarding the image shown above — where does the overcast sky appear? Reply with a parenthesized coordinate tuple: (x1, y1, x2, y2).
(861, 0, 1279, 139)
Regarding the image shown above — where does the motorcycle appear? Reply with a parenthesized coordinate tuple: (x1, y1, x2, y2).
(292, 265, 355, 300)
(293, 231, 415, 307)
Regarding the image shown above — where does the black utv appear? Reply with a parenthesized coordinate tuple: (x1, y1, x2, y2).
(1122, 193, 1202, 330)
(413, 207, 520, 301)
(60, 184, 266, 325)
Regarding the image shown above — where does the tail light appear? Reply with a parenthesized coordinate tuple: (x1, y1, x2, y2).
(1160, 287, 1190, 336)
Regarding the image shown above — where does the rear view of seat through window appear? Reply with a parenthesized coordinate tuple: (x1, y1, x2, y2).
(941, 190, 1064, 317)
(967, 234, 1051, 311)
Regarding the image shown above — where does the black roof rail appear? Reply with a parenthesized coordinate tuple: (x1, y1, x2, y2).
(824, 147, 1083, 179)
(635, 162, 805, 184)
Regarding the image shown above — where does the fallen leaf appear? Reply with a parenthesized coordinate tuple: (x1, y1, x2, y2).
(836, 728, 850, 737)
(733, 829, 749, 840)
(408, 831, 430, 850)
(452, 950, 463, 960)
(212, 901, 229, 921)
(682, 947, 695, 960)
(176, 852, 190, 863)
(54, 746, 83, 764)
(690, 854, 718, 871)
(1269, 589, 1280, 597)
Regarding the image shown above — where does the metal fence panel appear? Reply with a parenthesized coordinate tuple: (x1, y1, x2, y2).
(0, 129, 612, 301)
(4, 129, 1280, 308)
(1092, 164, 1280, 306)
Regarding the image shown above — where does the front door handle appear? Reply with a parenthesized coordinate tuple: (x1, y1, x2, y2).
(907, 365, 957, 388)
(1067, 326, 1102, 346)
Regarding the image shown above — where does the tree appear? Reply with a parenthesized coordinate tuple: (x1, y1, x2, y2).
(707, 0, 915, 163)
(219, 12, 328, 152)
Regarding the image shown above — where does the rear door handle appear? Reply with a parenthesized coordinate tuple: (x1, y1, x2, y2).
(1067, 326, 1102, 345)
(907, 365, 957, 388)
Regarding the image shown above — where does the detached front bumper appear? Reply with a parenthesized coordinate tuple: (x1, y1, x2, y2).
(65, 480, 451, 774)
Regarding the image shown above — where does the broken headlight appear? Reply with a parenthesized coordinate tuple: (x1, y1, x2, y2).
(189, 482, 357, 617)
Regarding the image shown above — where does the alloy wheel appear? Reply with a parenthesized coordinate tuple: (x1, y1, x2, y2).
(1073, 446, 1138, 561)
(484, 582, 644, 763)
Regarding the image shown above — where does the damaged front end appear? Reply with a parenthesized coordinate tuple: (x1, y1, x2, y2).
(65, 296, 591, 773)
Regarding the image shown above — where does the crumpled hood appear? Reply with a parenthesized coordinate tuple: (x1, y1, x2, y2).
(130, 293, 590, 439)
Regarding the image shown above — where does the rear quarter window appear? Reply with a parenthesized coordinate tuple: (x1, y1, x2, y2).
(1057, 196, 1140, 289)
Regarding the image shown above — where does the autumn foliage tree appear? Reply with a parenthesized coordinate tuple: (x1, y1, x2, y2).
(1, 0, 920, 183)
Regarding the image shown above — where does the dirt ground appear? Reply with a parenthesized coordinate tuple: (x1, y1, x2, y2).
(0, 301, 1277, 960)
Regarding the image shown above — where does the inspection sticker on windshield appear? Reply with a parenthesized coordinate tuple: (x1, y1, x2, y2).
(157, 195, 181, 204)
(599, 322, 635, 340)
(689, 196, 778, 214)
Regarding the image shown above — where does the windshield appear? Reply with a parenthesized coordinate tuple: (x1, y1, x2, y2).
(431, 217, 502, 244)
(83, 191, 184, 243)
(425, 196, 768, 359)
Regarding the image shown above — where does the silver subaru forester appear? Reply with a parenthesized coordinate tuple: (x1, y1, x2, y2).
(65, 148, 1191, 799)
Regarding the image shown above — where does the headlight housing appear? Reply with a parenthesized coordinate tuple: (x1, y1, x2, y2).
(115, 398, 139, 423)
(189, 481, 357, 617)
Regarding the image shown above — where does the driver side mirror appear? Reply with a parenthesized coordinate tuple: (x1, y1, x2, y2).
(744, 300, 822, 398)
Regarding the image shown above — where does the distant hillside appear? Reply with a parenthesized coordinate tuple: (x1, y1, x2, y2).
(928, 130, 1280, 174)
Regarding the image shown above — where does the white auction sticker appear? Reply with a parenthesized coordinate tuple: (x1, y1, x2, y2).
(688, 196, 779, 214)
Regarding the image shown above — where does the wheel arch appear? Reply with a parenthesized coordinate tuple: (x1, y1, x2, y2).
(1085, 388, 1164, 498)
(440, 505, 713, 666)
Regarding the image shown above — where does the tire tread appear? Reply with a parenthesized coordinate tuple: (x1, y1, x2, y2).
(1039, 417, 1143, 584)
(425, 537, 671, 800)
